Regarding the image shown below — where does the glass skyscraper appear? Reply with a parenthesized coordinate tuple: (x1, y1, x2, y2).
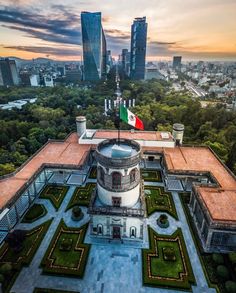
(81, 12, 107, 81)
(130, 17, 147, 80)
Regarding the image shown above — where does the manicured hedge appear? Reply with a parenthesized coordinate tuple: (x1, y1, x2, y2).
(22, 203, 47, 223)
(0, 219, 52, 293)
(145, 186, 178, 219)
(41, 220, 90, 278)
(40, 185, 69, 210)
(142, 226, 195, 290)
(66, 183, 95, 210)
(141, 169, 162, 182)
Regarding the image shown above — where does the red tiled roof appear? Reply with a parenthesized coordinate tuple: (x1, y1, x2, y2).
(0, 133, 90, 209)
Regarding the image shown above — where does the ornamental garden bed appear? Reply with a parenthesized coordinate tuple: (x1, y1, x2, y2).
(145, 186, 178, 219)
(22, 203, 47, 223)
(41, 220, 90, 278)
(180, 196, 236, 293)
(0, 220, 52, 293)
(40, 185, 69, 211)
(88, 166, 97, 179)
(66, 183, 96, 210)
(141, 170, 162, 182)
(34, 289, 79, 293)
(142, 227, 195, 290)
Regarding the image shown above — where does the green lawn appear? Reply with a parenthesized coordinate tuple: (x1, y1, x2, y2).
(88, 166, 97, 179)
(39, 185, 69, 210)
(142, 170, 162, 182)
(142, 227, 195, 290)
(145, 186, 178, 219)
(22, 203, 47, 223)
(0, 219, 52, 293)
(41, 220, 90, 277)
(66, 183, 95, 210)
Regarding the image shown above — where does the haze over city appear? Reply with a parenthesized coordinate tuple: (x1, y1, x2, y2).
(0, 0, 236, 61)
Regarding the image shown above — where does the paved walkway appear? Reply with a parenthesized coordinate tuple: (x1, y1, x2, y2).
(11, 183, 216, 293)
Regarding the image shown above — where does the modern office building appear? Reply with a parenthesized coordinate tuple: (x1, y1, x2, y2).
(81, 12, 107, 81)
(0, 58, 19, 86)
(121, 49, 130, 75)
(173, 56, 182, 70)
(130, 17, 147, 80)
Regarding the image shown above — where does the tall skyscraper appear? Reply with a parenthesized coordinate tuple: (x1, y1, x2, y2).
(121, 49, 130, 75)
(173, 56, 182, 70)
(81, 12, 107, 81)
(0, 58, 19, 86)
(130, 17, 147, 80)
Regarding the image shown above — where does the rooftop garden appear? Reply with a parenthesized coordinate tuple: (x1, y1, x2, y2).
(40, 185, 69, 211)
(22, 203, 47, 223)
(66, 183, 96, 210)
(141, 169, 162, 182)
(145, 186, 178, 219)
(41, 220, 90, 278)
(0, 219, 52, 293)
(142, 226, 195, 290)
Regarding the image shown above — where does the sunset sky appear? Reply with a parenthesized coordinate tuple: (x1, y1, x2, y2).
(0, 0, 236, 61)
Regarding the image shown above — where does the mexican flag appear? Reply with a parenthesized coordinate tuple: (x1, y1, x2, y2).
(120, 105, 144, 130)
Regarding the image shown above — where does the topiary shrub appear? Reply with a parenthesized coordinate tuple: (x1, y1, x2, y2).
(0, 274, 4, 283)
(157, 214, 169, 228)
(162, 247, 176, 261)
(5, 230, 26, 252)
(0, 263, 12, 276)
(59, 238, 73, 251)
(225, 281, 236, 293)
(212, 253, 224, 265)
(72, 205, 83, 221)
(216, 265, 229, 280)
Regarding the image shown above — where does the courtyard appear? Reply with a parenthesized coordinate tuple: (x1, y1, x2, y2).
(0, 164, 218, 293)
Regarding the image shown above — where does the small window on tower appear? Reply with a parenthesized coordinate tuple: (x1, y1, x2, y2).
(130, 169, 136, 183)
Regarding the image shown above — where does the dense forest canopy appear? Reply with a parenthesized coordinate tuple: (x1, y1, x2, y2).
(0, 75, 236, 176)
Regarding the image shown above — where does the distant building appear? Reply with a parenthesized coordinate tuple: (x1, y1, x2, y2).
(57, 66, 66, 76)
(106, 50, 113, 72)
(81, 12, 107, 81)
(0, 58, 19, 86)
(173, 56, 182, 70)
(44, 75, 54, 87)
(121, 49, 130, 75)
(130, 17, 147, 80)
(145, 64, 165, 80)
(65, 69, 82, 84)
(30, 74, 40, 87)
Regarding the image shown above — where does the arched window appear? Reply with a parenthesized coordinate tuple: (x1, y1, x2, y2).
(97, 224, 103, 235)
(112, 172, 122, 189)
(98, 167, 105, 184)
(130, 227, 136, 238)
(130, 169, 136, 183)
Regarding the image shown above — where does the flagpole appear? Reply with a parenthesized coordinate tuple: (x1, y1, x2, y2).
(118, 100, 120, 145)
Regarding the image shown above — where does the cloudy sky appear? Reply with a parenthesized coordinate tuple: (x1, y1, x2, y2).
(0, 0, 236, 61)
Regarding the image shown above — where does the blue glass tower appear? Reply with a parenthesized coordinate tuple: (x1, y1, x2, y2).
(130, 17, 147, 80)
(81, 12, 107, 81)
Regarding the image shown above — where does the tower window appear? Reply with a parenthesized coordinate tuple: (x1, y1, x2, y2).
(130, 169, 136, 183)
(112, 172, 121, 189)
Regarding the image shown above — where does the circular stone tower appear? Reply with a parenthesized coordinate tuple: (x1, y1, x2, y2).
(95, 138, 141, 208)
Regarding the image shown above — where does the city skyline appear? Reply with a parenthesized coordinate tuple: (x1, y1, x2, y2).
(0, 0, 236, 61)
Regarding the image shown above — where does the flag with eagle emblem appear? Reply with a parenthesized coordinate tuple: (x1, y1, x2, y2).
(120, 105, 144, 130)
